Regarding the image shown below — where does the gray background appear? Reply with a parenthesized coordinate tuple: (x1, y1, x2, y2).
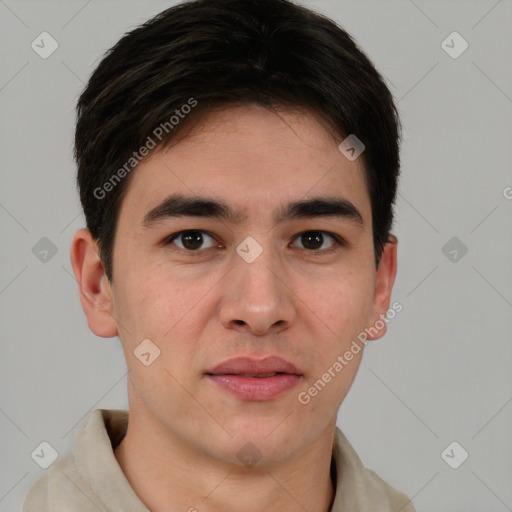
(1, 0, 511, 510)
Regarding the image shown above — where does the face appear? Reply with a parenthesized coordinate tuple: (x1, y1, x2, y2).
(73, 104, 397, 467)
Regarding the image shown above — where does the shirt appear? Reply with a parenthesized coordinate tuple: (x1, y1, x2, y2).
(23, 409, 416, 512)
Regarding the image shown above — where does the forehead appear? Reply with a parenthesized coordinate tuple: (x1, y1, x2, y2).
(118, 104, 371, 225)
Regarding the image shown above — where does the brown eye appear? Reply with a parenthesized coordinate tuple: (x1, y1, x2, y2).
(292, 231, 339, 251)
(166, 230, 217, 251)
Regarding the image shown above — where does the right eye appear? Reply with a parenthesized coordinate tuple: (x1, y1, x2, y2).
(164, 230, 220, 253)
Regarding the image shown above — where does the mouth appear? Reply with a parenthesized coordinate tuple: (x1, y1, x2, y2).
(205, 356, 303, 401)
(224, 372, 281, 378)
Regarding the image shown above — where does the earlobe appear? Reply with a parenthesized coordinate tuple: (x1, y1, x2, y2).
(70, 228, 118, 338)
(366, 234, 398, 341)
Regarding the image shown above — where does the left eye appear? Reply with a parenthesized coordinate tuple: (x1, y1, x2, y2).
(291, 231, 339, 251)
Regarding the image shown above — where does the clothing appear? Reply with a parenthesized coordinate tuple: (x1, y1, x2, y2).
(23, 409, 416, 512)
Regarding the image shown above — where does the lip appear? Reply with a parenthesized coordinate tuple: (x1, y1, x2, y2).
(206, 356, 302, 376)
(205, 356, 303, 401)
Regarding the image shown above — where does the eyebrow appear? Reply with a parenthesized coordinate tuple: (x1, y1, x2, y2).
(142, 193, 364, 228)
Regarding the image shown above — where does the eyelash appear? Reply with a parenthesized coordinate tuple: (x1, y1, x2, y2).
(163, 229, 346, 255)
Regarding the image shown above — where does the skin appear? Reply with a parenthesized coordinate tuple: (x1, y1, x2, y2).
(71, 104, 397, 512)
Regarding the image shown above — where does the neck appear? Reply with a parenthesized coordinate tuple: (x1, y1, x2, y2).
(114, 402, 336, 512)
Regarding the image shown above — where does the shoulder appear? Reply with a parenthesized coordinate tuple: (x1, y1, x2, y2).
(22, 409, 123, 512)
(363, 467, 417, 512)
(23, 450, 101, 512)
(332, 427, 416, 511)
(23, 470, 48, 512)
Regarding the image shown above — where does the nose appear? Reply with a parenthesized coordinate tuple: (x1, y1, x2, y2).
(218, 242, 297, 336)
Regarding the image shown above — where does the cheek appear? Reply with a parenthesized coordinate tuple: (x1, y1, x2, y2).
(299, 267, 374, 407)
(115, 261, 190, 329)
(116, 274, 202, 393)
(306, 269, 375, 342)
(116, 269, 218, 371)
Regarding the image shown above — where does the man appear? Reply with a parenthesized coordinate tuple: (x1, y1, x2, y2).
(24, 0, 415, 510)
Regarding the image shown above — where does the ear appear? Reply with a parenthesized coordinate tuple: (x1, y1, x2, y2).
(70, 228, 118, 338)
(366, 234, 398, 341)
